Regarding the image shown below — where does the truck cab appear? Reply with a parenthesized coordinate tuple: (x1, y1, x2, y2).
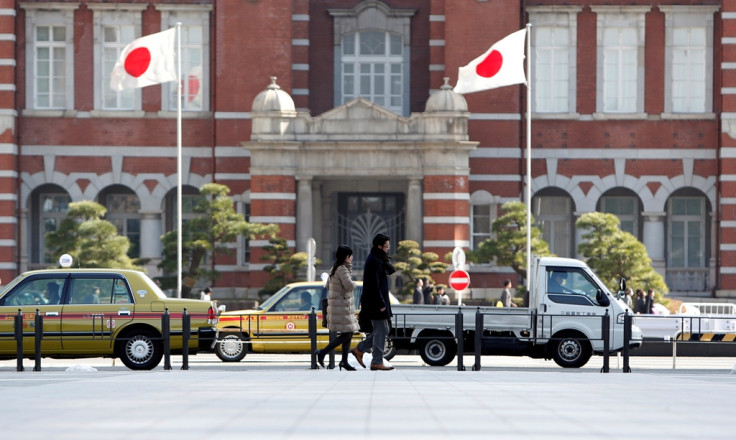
(532, 257, 641, 367)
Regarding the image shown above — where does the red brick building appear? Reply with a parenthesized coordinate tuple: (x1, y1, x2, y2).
(1, 0, 733, 300)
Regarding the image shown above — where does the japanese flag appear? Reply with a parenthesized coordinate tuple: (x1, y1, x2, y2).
(454, 28, 527, 95)
(110, 28, 177, 91)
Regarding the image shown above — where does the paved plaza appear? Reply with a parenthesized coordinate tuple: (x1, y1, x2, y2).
(0, 354, 735, 440)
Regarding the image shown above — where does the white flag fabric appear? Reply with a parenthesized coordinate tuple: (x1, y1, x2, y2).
(110, 28, 177, 91)
(454, 28, 527, 94)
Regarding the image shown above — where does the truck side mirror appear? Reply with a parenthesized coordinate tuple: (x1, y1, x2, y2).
(619, 277, 626, 292)
(597, 289, 610, 307)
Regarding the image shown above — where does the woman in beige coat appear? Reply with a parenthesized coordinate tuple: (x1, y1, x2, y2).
(317, 245, 360, 370)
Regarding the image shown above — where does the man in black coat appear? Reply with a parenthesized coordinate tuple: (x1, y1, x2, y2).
(413, 278, 424, 304)
(351, 233, 395, 371)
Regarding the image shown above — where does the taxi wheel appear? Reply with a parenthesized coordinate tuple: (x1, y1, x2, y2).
(215, 334, 248, 362)
(118, 329, 164, 370)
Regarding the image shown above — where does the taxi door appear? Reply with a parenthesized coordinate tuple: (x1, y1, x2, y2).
(259, 286, 327, 352)
(0, 275, 67, 356)
(60, 274, 134, 354)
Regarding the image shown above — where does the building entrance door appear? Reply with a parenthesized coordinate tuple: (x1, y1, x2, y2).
(336, 193, 405, 270)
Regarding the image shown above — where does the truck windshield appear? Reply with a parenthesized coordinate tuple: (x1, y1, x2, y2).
(547, 267, 608, 305)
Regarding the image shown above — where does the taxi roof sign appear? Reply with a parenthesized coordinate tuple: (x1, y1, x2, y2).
(59, 254, 73, 268)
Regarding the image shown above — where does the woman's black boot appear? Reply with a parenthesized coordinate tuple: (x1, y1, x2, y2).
(316, 350, 326, 368)
(339, 360, 356, 371)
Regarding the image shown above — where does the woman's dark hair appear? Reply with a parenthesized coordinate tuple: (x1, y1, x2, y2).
(330, 245, 353, 277)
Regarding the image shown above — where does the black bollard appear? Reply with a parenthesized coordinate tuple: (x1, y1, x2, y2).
(15, 309, 23, 372)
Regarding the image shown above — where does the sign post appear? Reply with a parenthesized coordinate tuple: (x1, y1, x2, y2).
(306, 237, 316, 282)
(450, 247, 469, 305)
(449, 269, 470, 305)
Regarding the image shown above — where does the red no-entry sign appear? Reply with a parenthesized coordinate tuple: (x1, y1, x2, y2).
(448, 269, 470, 291)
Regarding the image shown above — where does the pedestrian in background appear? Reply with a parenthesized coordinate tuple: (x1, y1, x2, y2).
(316, 245, 359, 371)
(434, 286, 450, 305)
(200, 287, 211, 301)
(633, 289, 646, 314)
(352, 233, 395, 371)
(645, 289, 655, 314)
(423, 279, 435, 305)
(413, 278, 424, 304)
(500, 279, 517, 308)
(624, 287, 634, 309)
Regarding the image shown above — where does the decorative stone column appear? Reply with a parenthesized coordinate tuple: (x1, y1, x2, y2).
(710, 211, 716, 293)
(573, 211, 586, 260)
(139, 210, 163, 276)
(642, 212, 666, 277)
(18, 207, 27, 273)
(296, 176, 313, 252)
(406, 177, 422, 243)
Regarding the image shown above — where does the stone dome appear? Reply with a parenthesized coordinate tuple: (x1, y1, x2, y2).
(251, 77, 295, 112)
(425, 77, 468, 112)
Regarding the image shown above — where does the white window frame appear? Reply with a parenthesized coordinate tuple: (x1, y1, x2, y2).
(469, 190, 498, 252)
(89, 4, 146, 115)
(660, 6, 718, 118)
(668, 196, 705, 268)
(592, 6, 649, 118)
(235, 193, 251, 267)
(329, 1, 415, 117)
(528, 6, 581, 117)
(339, 31, 405, 114)
(21, 3, 77, 112)
(600, 195, 639, 238)
(99, 187, 142, 259)
(157, 4, 212, 115)
(533, 194, 573, 258)
(38, 191, 71, 264)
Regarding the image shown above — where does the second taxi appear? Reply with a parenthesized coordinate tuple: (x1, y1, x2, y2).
(215, 281, 397, 362)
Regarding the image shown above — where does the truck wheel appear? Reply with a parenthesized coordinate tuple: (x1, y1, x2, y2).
(419, 336, 456, 366)
(117, 329, 164, 370)
(552, 333, 592, 368)
(215, 333, 248, 362)
(383, 337, 397, 361)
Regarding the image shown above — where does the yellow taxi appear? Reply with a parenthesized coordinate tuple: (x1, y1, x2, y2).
(215, 281, 398, 362)
(0, 269, 217, 370)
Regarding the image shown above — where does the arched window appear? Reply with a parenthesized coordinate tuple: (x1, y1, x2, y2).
(339, 31, 404, 113)
(533, 188, 574, 258)
(598, 188, 642, 239)
(469, 190, 498, 250)
(666, 189, 711, 292)
(330, 1, 414, 116)
(29, 184, 71, 265)
(97, 186, 141, 258)
(164, 186, 204, 233)
(667, 191, 709, 269)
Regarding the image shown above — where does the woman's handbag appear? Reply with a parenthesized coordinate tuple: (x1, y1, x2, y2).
(358, 310, 373, 333)
(321, 298, 329, 328)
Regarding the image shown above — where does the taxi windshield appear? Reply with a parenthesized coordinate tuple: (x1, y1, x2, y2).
(255, 285, 292, 310)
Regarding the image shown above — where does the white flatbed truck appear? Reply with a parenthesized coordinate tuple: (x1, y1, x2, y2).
(389, 256, 643, 368)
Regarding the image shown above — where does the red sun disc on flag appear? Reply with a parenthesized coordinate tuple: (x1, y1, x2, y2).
(124, 47, 152, 78)
(475, 50, 503, 78)
(187, 75, 200, 102)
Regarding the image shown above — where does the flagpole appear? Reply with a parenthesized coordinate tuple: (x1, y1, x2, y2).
(525, 23, 532, 292)
(176, 22, 183, 298)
